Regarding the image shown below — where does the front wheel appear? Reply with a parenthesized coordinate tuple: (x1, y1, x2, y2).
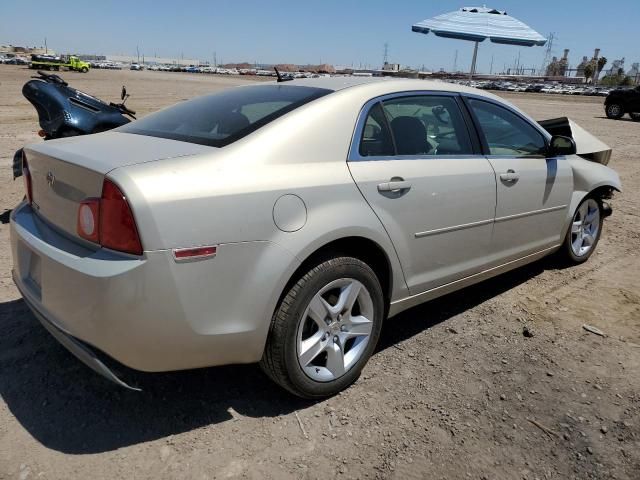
(80, 67, 88, 73)
(561, 196, 603, 264)
(605, 103, 625, 119)
(260, 256, 384, 398)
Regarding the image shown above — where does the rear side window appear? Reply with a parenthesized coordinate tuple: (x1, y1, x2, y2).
(468, 99, 547, 156)
(382, 96, 473, 156)
(359, 103, 394, 157)
(118, 85, 331, 147)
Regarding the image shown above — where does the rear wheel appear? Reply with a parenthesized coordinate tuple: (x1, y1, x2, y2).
(605, 103, 625, 119)
(260, 256, 384, 398)
(561, 196, 603, 264)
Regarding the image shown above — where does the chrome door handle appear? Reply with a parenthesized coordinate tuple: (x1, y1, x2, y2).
(499, 170, 520, 183)
(377, 180, 412, 192)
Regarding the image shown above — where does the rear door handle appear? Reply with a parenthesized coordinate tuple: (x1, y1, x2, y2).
(499, 170, 520, 183)
(377, 180, 412, 192)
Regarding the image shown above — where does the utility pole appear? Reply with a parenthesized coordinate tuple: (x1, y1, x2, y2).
(383, 42, 389, 68)
(136, 45, 140, 64)
(592, 48, 601, 87)
(213, 51, 217, 67)
(44, 37, 47, 54)
(453, 49, 458, 72)
(490, 54, 494, 75)
(469, 41, 479, 80)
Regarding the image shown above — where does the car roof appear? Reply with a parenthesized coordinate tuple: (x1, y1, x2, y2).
(282, 76, 489, 97)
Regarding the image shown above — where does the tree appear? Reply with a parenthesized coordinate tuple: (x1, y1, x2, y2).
(584, 63, 594, 82)
(621, 75, 634, 86)
(597, 56, 608, 72)
(595, 56, 607, 80)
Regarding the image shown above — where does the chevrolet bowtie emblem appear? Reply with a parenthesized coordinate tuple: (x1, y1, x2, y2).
(46, 171, 55, 188)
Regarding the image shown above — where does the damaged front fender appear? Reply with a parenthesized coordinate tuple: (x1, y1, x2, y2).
(539, 117, 612, 165)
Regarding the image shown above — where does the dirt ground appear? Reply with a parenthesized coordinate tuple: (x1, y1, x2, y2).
(0, 66, 638, 480)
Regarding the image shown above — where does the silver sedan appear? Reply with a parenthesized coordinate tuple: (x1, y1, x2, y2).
(10, 78, 621, 397)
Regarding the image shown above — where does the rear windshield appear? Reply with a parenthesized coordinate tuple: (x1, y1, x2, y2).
(117, 84, 331, 147)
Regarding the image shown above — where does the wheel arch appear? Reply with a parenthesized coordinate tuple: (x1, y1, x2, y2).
(564, 183, 619, 239)
(280, 236, 395, 312)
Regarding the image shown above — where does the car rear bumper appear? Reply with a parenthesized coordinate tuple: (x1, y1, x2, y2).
(10, 201, 299, 377)
(16, 277, 141, 390)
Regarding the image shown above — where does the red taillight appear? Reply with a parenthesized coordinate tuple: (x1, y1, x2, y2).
(76, 179, 143, 255)
(22, 152, 33, 204)
(100, 179, 143, 255)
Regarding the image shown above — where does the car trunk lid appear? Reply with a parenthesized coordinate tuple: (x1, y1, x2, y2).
(23, 132, 212, 242)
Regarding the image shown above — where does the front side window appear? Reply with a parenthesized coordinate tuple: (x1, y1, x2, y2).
(118, 85, 331, 147)
(468, 99, 547, 156)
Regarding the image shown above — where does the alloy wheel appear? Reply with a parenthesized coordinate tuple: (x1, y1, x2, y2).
(296, 278, 374, 382)
(607, 104, 622, 117)
(570, 198, 600, 257)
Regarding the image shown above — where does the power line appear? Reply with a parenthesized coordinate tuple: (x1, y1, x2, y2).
(539, 32, 555, 75)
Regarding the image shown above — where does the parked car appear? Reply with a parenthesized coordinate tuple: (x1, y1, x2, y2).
(604, 85, 640, 120)
(11, 78, 620, 398)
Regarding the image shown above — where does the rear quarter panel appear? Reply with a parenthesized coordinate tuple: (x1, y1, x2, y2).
(108, 89, 409, 302)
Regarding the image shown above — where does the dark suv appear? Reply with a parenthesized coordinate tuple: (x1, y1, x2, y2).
(604, 85, 640, 120)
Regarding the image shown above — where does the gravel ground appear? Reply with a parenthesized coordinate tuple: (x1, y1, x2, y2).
(0, 66, 638, 480)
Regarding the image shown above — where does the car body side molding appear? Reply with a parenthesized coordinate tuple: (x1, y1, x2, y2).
(388, 244, 559, 317)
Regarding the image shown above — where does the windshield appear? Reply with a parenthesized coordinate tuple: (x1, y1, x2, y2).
(117, 84, 331, 147)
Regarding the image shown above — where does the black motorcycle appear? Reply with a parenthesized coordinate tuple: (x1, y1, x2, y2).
(13, 70, 136, 178)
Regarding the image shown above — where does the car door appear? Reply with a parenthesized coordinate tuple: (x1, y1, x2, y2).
(464, 97, 573, 265)
(348, 93, 497, 295)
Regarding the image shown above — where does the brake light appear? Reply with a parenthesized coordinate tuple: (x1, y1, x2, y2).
(22, 152, 33, 204)
(100, 180, 143, 255)
(76, 179, 143, 255)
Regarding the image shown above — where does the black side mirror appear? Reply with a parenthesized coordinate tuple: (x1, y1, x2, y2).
(121, 86, 127, 101)
(549, 135, 576, 156)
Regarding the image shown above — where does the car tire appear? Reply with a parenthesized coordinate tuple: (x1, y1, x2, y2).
(630, 112, 640, 122)
(561, 196, 603, 264)
(260, 256, 384, 399)
(605, 103, 625, 119)
(81, 67, 88, 73)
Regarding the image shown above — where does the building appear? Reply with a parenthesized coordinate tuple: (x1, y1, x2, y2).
(627, 63, 640, 85)
(546, 49, 569, 77)
(0, 45, 54, 57)
(605, 58, 625, 77)
(382, 62, 401, 72)
(576, 56, 590, 78)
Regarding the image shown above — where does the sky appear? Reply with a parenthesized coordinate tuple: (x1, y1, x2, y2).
(1, 0, 638, 74)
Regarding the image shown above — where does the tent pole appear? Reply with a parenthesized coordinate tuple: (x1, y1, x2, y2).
(469, 41, 479, 80)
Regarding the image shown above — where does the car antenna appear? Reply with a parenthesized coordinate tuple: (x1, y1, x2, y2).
(274, 67, 293, 83)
